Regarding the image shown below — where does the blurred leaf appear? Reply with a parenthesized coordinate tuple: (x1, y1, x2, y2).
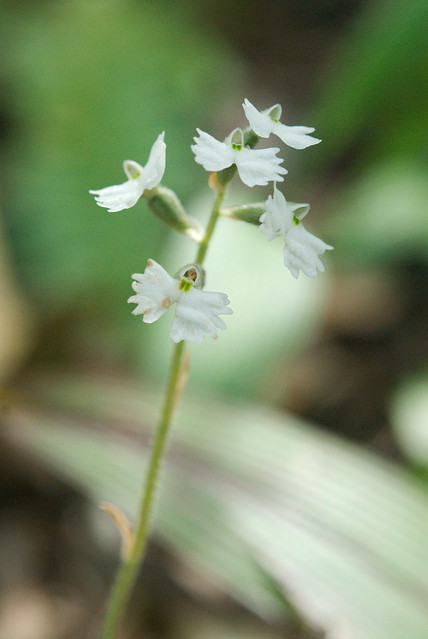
(308, 0, 428, 172)
(326, 159, 428, 267)
(391, 374, 428, 469)
(5, 372, 428, 639)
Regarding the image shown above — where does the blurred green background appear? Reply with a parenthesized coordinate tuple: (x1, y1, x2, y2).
(1, 1, 427, 638)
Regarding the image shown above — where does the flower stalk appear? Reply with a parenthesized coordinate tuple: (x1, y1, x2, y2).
(195, 187, 225, 264)
(100, 183, 227, 639)
(92, 96, 332, 639)
(100, 339, 185, 639)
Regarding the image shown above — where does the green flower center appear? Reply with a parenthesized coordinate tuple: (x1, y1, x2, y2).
(179, 279, 193, 292)
(179, 267, 198, 292)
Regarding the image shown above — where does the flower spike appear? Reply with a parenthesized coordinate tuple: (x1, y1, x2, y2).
(243, 99, 321, 150)
(89, 133, 166, 212)
(128, 259, 232, 343)
(191, 127, 287, 187)
(260, 185, 333, 278)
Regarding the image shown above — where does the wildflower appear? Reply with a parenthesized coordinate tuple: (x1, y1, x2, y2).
(260, 185, 333, 278)
(191, 128, 287, 187)
(243, 99, 321, 150)
(89, 133, 166, 212)
(128, 259, 232, 343)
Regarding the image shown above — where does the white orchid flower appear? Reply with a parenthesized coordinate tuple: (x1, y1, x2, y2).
(260, 185, 333, 278)
(89, 133, 166, 212)
(243, 99, 321, 150)
(191, 127, 287, 187)
(128, 259, 232, 343)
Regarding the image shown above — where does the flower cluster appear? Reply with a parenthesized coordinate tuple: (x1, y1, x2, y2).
(192, 99, 332, 278)
(90, 98, 332, 342)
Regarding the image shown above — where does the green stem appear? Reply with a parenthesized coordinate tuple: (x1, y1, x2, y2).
(195, 189, 225, 265)
(100, 184, 226, 639)
(100, 340, 185, 639)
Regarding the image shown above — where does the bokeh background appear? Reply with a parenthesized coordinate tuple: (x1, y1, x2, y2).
(1, 1, 427, 638)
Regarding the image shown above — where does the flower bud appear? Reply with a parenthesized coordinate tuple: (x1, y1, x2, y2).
(221, 203, 266, 225)
(145, 186, 204, 241)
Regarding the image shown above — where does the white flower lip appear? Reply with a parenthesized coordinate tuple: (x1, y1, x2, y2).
(284, 224, 333, 278)
(191, 127, 287, 187)
(89, 132, 166, 212)
(260, 185, 333, 278)
(128, 259, 232, 343)
(243, 99, 321, 150)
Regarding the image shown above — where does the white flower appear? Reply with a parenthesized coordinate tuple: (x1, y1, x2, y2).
(191, 127, 287, 187)
(128, 259, 232, 343)
(243, 99, 321, 150)
(260, 185, 333, 278)
(89, 133, 166, 212)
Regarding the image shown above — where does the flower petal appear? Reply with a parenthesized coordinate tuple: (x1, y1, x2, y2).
(127, 259, 179, 323)
(171, 288, 232, 343)
(242, 98, 275, 137)
(89, 176, 145, 212)
(123, 160, 145, 181)
(259, 185, 291, 239)
(284, 224, 333, 278)
(236, 147, 287, 187)
(89, 133, 166, 212)
(273, 123, 321, 149)
(288, 201, 311, 221)
(140, 131, 166, 190)
(260, 185, 311, 240)
(191, 129, 235, 172)
(243, 98, 321, 149)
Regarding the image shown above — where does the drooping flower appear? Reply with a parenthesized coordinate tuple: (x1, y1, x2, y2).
(89, 133, 166, 212)
(191, 127, 287, 187)
(243, 99, 321, 150)
(260, 184, 333, 278)
(128, 259, 232, 343)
